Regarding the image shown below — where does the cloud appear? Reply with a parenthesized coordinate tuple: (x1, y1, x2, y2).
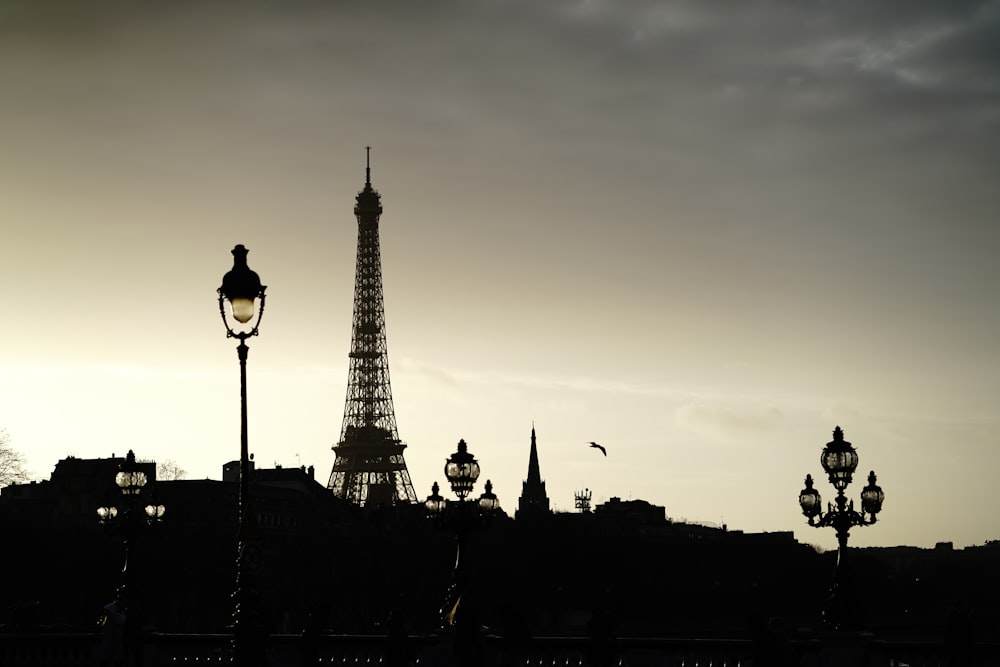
(673, 401, 785, 441)
(399, 359, 693, 398)
(7, 0, 996, 174)
(397, 357, 460, 387)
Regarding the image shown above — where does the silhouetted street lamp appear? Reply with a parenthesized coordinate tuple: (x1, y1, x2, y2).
(799, 426, 885, 630)
(96, 449, 165, 601)
(425, 439, 501, 626)
(218, 244, 267, 665)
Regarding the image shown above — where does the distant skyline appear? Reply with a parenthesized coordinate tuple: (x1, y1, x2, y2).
(2, 0, 999, 550)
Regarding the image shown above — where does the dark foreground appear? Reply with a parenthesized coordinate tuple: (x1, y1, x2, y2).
(2, 631, 998, 666)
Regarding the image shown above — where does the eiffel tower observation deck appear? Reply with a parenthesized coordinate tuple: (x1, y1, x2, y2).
(327, 148, 418, 506)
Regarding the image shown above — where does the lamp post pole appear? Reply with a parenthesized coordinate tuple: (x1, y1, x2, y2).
(799, 426, 885, 631)
(238, 338, 250, 531)
(218, 244, 267, 665)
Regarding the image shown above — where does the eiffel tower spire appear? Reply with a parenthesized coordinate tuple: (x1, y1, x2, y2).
(327, 148, 418, 506)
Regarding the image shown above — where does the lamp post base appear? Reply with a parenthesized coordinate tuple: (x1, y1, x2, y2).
(232, 572, 268, 666)
(816, 630, 874, 667)
(824, 580, 862, 632)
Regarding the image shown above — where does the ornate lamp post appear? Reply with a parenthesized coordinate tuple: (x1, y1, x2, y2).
(424, 439, 501, 626)
(217, 244, 267, 665)
(96, 449, 165, 602)
(799, 426, 885, 630)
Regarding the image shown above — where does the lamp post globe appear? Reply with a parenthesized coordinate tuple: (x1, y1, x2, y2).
(97, 505, 118, 524)
(116, 450, 148, 496)
(425, 481, 446, 517)
(820, 426, 859, 491)
(444, 439, 481, 501)
(798, 474, 822, 522)
(860, 471, 885, 517)
(219, 244, 264, 326)
(478, 480, 500, 514)
(144, 501, 166, 521)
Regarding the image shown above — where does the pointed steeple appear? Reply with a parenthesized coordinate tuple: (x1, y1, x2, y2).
(526, 424, 542, 486)
(517, 423, 551, 520)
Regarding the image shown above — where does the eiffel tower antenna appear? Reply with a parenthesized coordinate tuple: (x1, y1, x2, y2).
(327, 148, 418, 506)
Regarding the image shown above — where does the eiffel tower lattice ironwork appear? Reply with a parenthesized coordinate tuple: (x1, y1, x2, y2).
(327, 148, 418, 506)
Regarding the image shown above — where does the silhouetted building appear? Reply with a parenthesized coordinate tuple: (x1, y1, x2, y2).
(223, 457, 255, 483)
(2, 453, 157, 526)
(595, 497, 665, 528)
(0, 455, 355, 634)
(327, 148, 418, 507)
(516, 425, 551, 519)
(4, 451, 998, 642)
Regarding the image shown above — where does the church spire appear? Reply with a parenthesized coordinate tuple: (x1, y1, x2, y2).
(517, 424, 551, 520)
(526, 424, 542, 485)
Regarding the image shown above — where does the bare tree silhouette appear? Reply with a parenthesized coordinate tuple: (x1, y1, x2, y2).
(0, 429, 30, 486)
(156, 459, 187, 481)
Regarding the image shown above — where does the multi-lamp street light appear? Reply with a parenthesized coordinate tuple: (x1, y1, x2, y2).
(425, 439, 502, 626)
(799, 426, 885, 630)
(96, 449, 164, 603)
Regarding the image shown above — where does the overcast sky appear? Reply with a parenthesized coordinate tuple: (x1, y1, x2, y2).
(2, 0, 998, 550)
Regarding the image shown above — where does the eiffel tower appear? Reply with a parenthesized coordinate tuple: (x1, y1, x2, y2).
(327, 148, 418, 506)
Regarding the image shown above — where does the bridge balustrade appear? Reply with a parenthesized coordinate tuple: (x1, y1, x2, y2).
(0, 632, 996, 666)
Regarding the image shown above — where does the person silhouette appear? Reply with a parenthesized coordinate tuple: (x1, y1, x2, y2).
(747, 612, 777, 666)
(98, 596, 126, 667)
(453, 599, 484, 667)
(587, 604, 617, 667)
(944, 600, 974, 667)
(499, 602, 531, 667)
(123, 596, 146, 667)
(299, 602, 327, 666)
(384, 609, 415, 667)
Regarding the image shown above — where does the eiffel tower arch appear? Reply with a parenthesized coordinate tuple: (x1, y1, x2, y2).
(327, 148, 418, 506)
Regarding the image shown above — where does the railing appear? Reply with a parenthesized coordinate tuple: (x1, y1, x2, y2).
(0, 632, 996, 666)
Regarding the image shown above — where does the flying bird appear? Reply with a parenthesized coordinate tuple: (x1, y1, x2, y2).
(588, 442, 607, 456)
